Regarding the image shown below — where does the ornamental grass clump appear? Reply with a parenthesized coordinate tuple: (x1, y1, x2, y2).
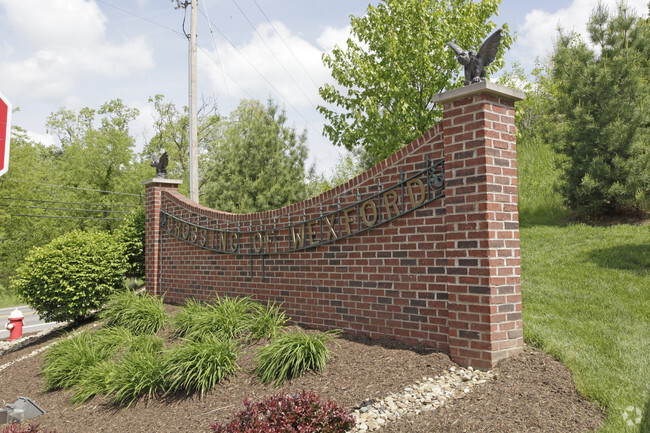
(164, 336, 239, 397)
(174, 296, 257, 340)
(41, 330, 117, 391)
(69, 359, 116, 405)
(246, 302, 288, 341)
(105, 336, 168, 408)
(255, 329, 339, 386)
(99, 289, 168, 335)
(210, 390, 355, 433)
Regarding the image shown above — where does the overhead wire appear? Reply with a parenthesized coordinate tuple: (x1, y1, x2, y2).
(0, 213, 126, 221)
(229, 0, 319, 111)
(95, 0, 186, 39)
(250, 0, 321, 89)
(197, 9, 322, 138)
(200, 0, 232, 105)
(0, 197, 140, 208)
(2, 178, 143, 197)
(0, 203, 132, 214)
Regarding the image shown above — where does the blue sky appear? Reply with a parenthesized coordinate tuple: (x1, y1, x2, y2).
(0, 0, 647, 175)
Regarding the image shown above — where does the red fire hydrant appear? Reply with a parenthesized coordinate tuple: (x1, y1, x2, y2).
(6, 308, 24, 341)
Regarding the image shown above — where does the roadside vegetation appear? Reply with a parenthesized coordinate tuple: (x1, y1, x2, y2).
(40, 293, 337, 409)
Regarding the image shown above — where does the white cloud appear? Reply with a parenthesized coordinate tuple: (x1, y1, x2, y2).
(316, 25, 351, 52)
(513, 0, 648, 69)
(25, 130, 55, 147)
(199, 21, 331, 109)
(0, 0, 154, 102)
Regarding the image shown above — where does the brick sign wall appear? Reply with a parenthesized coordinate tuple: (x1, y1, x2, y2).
(143, 82, 525, 369)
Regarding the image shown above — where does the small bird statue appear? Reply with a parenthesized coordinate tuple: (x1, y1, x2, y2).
(447, 29, 502, 86)
(150, 151, 169, 178)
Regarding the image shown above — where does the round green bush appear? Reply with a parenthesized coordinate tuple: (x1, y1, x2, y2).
(11, 230, 128, 323)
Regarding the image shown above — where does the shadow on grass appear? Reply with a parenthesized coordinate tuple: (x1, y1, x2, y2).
(641, 393, 650, 433)
(518, 207, 570, 228)
(585, 244, 650, 275)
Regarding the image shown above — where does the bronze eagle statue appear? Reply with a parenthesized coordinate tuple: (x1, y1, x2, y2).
(447, 29, 502, 86)
(151, 151, 169, 178)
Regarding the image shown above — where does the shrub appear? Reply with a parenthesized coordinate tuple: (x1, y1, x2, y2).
(99, 290, 168, 335)
(11, 230, 128, 323)
(165, 336, 239, 397)
(69, 359, 116, 404)
(1, 424, 58, 433)
(41, 331, 113, 391)
(246, 302, 288, 341)
(115, 207, 145, 278)
(210, 390, 355, 433)
(173, 296, 257, 340)
(105, 341, 168, 407)
(255, 329, 338, 386)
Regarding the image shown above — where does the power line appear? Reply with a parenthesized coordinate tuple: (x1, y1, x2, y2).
(229, 0, 318, 111)
(197, 9, 322, 138)
(0, 213, 125, 221)
(250, 0, 321, 89)
(197, 47, 256, 100)
(200, 0, 232, 105)
(95, 0, 186, 39)
(0, 204, 132, 214)
(2, 178, 142, 197)
(0, 197, 141, 208)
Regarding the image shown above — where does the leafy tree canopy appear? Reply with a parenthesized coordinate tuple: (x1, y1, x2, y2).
(143, 94, 221, 197)
(318, 0, 513, 163)
(202, 99, 313, 213)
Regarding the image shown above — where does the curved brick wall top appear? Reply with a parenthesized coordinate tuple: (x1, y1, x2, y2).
(160, 123, 443, 227)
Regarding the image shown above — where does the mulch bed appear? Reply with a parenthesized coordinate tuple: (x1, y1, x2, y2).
(0, 324, 603, 433)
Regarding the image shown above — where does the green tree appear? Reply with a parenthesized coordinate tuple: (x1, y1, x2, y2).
(549, 2, 649, 216)
(0, 128, 66, 287)
(308, 151, 366, 196)
(46, 99, 146, 228)
(143, 94, 221, 196)
(202, 99, 312, 213)
(318, 0, 513, 163)
(1, 100, 146, 288)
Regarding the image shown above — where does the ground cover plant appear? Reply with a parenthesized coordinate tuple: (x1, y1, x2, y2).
(255, 329, 339, 386)
(173, 296, 288, 342)
(210, 390, 355, 433)
(99, 290, 167, 335)
(38, 293, 337, 409)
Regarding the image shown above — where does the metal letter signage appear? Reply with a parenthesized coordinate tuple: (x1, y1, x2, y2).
(160, 156, 444, 256)
(0, 91, 12, 177)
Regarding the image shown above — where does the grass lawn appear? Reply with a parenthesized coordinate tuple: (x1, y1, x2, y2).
(520, 223, 650, 433)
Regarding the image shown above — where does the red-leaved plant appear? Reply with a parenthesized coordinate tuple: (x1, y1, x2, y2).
(210, 390, 355, 433)
(1, 425, 57, 433)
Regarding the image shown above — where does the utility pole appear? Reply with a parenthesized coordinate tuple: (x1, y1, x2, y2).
(188, 0, 199, 202)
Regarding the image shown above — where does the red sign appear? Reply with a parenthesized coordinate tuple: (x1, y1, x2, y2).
(0, 91, 12, 177)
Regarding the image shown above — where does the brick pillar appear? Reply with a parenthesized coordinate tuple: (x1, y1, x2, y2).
(142, 178, 182, 296)
(434, 82, 525, 369)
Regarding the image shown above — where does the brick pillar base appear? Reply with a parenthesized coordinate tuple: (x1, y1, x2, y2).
(142, 178, 182, 296)
(434, 82, 525, 369)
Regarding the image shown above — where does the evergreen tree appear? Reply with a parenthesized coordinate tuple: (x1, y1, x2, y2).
(203, 99, 312, 213)
(549, 2, 649, 216)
